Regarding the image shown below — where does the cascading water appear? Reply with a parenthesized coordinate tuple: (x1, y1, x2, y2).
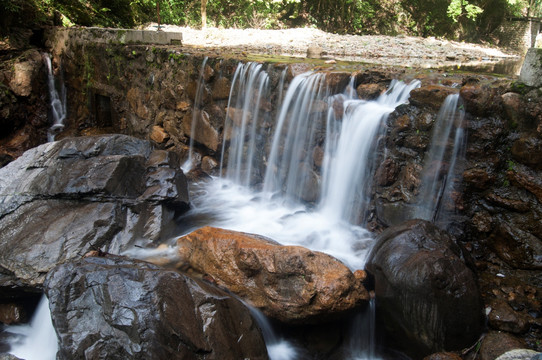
(43, 54, 67, 142)
(262, 72, 328, 202)
(183, 56, 209, 172)
(348, 298, 377, 360)
(319, 80, 421, 224)
(246, 303, 300, 360)
(6, 295, 58, 360)
(413, 93, 466, 223)
(221, 62, 270, 185)
(174, 61, 423, 359)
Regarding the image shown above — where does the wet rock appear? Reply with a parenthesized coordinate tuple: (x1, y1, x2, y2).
(512, 136, 542, 170)
(423, 352, 462, 360)
(375, 158, 400, 186)
(177, 226, 369, 324)
(45, 255, 268, 360)
(203, 63, 214, 82)
(485, 191, 530, 212)
(0, 303, 25, 325)
(149, 125, 169, 144)
(460, 83, 501, 117)
(507, 166, 542, 204)
(325, 72, 350, 92)
(201, 156, 218, 173)
(0, 135, 189, 288)
(366, 220, 483, 357)
(182, 110, 219, 151)
(356, 83, 385, 100)
(409, 86, 458, 110)
(298, 162, 320, 203)
(312, 145, 324, 168)
(8, 50, 43, 97)
(502, 92, 523, 126)
(488, 299, 531, 334)
(375, 199, 415, 227)
(0, 354, 22, 360)
(472, 210, 493, 233)
(127, 87, 150, 119)
(463, 168, 494, 190)
(488, 222, 542, 270)
(211, 77, 231, 100)
(479, 331, 525, 360)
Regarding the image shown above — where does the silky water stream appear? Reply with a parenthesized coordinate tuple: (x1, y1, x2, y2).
(174, 62, 423, 359)
(6, 296, 58, 360)
(43, 53, 67, 142)
(6, 60, 466, 359)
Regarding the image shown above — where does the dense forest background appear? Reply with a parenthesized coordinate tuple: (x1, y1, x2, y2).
(1, 0, 541, 43)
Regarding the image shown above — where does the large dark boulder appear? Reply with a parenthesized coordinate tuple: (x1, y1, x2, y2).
(366, 220, 484, 358)
(44, 255, 268, 360)
(0, 135, 189, 290)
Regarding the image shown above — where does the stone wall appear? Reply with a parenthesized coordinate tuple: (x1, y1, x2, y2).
(495, 19, 541, 54)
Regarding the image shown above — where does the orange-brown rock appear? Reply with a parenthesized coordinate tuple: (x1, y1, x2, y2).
(409, 85, 458, 110)
(176, 226, 369, 323)
(150, 125, 169, 144)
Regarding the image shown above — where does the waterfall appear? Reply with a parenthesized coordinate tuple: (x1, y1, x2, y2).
(246, 304, 299, 360)
(262, 72, 327, 202)
(348, 298, 378, 360)
(221, 62, 270, 185)
(319, 80, 421, 224)
(171, 62, 424, 359)
(43, 54, 67, 142)
(183, 56, 208, 172)
(6, 295, 58, 360)
(183, 65, 422, 269)
(414, 93, 466, 223)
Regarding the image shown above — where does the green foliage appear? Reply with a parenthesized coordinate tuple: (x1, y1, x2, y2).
(0, 0, 50, 33)
(2, 0, 541, 45)
(447, 0, 483, 23)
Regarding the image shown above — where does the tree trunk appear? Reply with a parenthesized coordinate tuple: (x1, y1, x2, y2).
(201, 0, 207, 28)
(157, 1, 161, 30)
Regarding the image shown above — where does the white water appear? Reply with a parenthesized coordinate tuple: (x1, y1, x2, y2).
(247, 303, 299, 360)
(221, 62, 270, 185)
(262, 72, 328, 201)
(134, 63, 422, 359)
(319, 80, 421, 224)
(182, 56, 209, 172)
(414, 93, 466, 222)
(175, 68, 421, 359)
(7, 295, 58, 360)
(43, 54, 67, 142)
(348, 298, 380, 360)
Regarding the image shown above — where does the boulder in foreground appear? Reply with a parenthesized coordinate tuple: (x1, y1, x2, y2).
(366, 220, 484, 357)
(177, 226, 369, 323)
(0, 135, 189, 289)
(45, 255, 268, 360)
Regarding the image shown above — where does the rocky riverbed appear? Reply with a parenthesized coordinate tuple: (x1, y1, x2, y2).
(148, 24, 521, 69)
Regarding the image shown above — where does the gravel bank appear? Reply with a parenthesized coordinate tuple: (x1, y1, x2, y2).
(148, 24, 521, 69)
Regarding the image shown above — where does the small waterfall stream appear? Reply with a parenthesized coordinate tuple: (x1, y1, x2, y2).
(6, 295, 58, 360)
(414, 93, 466, 223)
(221, 61, 270, 185)
(43, 53, 67, 142)
(319, 80, 421, 224)
(183, 56, 209, 171)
